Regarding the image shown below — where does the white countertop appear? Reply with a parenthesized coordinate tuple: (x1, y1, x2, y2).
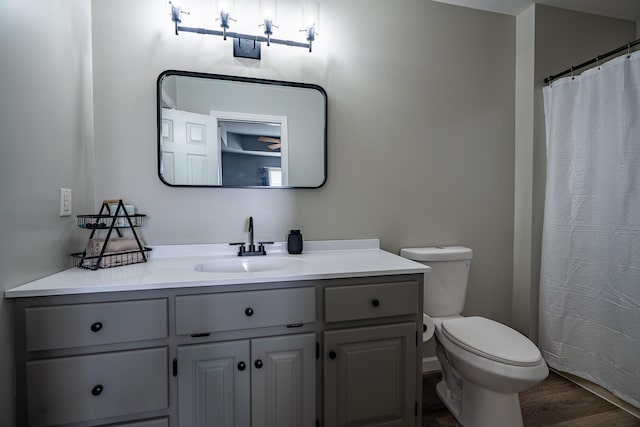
(4, 239, 430, 298)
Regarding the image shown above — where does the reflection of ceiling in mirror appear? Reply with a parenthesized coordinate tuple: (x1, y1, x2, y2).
(221, 121, 280, 137)
(220, 120, 282, 155)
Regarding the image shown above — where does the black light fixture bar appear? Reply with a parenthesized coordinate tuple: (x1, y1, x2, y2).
(177, 25, 311, 50)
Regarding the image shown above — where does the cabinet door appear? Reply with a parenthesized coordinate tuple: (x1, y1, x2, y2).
(324, 323, 416, 427)
(251, 333, 316, 427)
(178, 340, 251, 427)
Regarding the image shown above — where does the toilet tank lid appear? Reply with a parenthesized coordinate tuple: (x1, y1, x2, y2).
(400, 246, 473, 262)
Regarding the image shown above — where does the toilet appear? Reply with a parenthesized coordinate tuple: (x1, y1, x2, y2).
(400, 246, 548, 427)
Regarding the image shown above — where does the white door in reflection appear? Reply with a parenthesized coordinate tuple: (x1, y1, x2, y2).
(161, 109, 220, 185)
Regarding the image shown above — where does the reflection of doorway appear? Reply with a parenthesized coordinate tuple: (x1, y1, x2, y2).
(212, 111, 288, 187)
(161, 109, 220, 185)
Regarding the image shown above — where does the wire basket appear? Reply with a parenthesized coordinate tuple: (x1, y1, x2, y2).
(77, 214, 146, 229)
(72, 248, 152, 270)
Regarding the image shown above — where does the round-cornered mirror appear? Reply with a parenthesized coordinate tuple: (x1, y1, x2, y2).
(157, 70, 327, 188)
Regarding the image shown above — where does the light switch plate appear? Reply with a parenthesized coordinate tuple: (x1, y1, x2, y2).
(59, 188, 72, 216)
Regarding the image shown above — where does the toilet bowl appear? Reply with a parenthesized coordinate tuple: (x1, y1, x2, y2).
(401, 246, 548, 427)
(434, 316, 548, 426)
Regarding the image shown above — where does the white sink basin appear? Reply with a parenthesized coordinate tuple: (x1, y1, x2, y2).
(194, 256, 304, 273)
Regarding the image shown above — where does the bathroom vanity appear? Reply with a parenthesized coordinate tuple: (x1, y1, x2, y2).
(6, 240, 428, 427)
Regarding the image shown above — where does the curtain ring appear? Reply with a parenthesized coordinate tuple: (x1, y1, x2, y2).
(595, 56, 599, 68)
(570, 67, 574, 79)
(628, 43, 632, 58)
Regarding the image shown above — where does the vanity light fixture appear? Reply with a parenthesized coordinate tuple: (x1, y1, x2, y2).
(168, 0, 319, 59)
(258, 0, 278, 46)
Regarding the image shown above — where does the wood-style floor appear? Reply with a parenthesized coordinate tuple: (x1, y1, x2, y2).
(422, 371, 640, 426)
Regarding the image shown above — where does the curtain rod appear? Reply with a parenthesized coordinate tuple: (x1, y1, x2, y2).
(545, 38, 640, 84)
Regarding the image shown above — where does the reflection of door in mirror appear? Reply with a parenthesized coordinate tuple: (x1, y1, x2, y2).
(160, 109, 220, 185)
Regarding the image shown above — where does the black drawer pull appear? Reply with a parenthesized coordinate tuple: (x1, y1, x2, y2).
(286, 323, 303, 328)
(90, 322, 103, 333)
(190, 332, 211, 338)
(245, 307, 254, 317)
(329, 351, 337, 360)
(371, 299, 380, 307)
(254, 359, 263, 369)
(91, 384, 104, 396)
(237, 361, 246, 371)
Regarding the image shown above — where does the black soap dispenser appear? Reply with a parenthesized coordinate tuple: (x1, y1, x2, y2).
(287, 230, 303, 254)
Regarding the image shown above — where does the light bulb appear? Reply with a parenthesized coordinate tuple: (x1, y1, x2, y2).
(302, 0, 319, 31)
(259, 0, 277, 21)
(217, 0, 235, 14)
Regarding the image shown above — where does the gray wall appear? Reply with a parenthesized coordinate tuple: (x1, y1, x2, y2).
(92, 0, 516, 333)
(513, 5, 636, 340)
(0, 0, 95, 423)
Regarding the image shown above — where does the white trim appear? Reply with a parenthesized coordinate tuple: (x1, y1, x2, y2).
(161, 88, 176, 109)
(422, 356, 441, 373)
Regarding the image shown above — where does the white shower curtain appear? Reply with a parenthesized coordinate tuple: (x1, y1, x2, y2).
(540, 50, 640, 408)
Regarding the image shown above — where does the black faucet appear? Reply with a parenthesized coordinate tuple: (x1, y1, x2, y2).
(248, 217, 255, 252)
(230, 216, 273, 256)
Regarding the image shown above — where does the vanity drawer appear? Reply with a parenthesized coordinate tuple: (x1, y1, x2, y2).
(25, 299, 168, 351)
(324, 281, 418, 323)
(26, 347, 168, 426)
(175, 287, 316, 335)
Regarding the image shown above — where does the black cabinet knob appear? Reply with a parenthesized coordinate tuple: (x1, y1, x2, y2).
(91, 384, 103, 396)
(371, 299, 380, 307)
(90, 322, 103, 333)
(329, 351, 337, 360)
(245, 307, 254, 317)
(237, 361, 246, 371)
(254, 359, 263, 369)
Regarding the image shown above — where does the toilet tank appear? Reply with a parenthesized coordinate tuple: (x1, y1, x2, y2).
(400, 246, 473, 317)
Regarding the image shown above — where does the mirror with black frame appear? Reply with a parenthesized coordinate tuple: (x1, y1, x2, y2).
(157, 71, 327, 188)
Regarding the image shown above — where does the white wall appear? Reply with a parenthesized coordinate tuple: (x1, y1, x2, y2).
(513, 4, 536, 338)
(0, 0, 95, 423)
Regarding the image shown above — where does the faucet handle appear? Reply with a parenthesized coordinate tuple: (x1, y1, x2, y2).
(230, 242, 246, 256)
(258, 241, 274, 253)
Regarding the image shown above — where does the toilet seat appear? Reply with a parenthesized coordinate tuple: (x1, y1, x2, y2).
(440, 316, 542, 367)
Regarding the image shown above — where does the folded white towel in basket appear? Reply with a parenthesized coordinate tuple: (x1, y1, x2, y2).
(86, 238, 145, 256)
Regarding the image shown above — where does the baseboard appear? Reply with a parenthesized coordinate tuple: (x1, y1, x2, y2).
(422, 356, 441, 373)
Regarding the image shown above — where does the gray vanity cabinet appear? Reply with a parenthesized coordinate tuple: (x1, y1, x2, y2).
(323, 323, 416, 427)
(323, 280, 420, 427)
(12, 273, 423, 427)
(178, 333, 316, 427)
